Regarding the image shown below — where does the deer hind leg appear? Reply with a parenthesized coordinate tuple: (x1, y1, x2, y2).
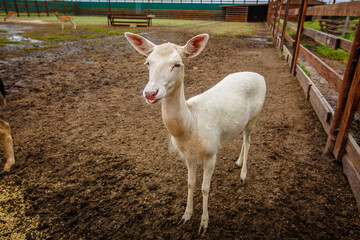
(0, 119, 15, 175)
(199, 154, 216, 235)
(236, 119, 256, 184)
(179, 158, 197, 225)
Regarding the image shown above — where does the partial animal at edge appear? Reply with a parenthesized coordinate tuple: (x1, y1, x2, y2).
(0, 78, 15, 177)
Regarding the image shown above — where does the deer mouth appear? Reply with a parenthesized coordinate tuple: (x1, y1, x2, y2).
(146, 98, 160, 104)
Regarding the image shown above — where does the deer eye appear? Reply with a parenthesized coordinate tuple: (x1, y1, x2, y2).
(171, 64, 181, 71)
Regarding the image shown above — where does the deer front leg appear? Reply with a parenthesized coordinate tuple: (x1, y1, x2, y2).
(179, 158, 197, 225)
(0, 119, 15, 176)
(71, 21, 76, 29)
(199, 155, 216, 235)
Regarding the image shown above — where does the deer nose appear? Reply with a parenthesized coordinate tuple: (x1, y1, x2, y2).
(144, 90, 158, 100)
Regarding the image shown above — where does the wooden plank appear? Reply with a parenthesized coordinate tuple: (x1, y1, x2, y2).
(302, 28, 340, 50)
(225, 6, 248, 22)
(346, 134, 360, 175)
(286, 21, 344, 51)
(342, 153, 360, 208)
(299, 45, 342, 92)
(307, 2, 360, 17)
(284, 32, 295, 47)
(339, 39, 353, 53)
(296, 65, 332, 133)
(283, 45, 292, 67)
(296, 62, 314, 97)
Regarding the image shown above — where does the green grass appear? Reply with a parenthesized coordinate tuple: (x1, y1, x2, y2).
(154, 19, 260, 36)
(303, 20, 321, 31)
(22, 33, 67, 42)
(11, 15, 109, 25)
(302, 43, 314, 48)
(299, 64, 311, 76)
(10, 15, 260, 37)
(0, 38, 20, 44)
(23, 45, 61, 51)
(316, 44, 349, 64)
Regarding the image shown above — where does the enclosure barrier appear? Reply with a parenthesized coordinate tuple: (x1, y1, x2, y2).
(268, 0, 360, 208)
(0, 0, 77, 16)
(1, 0, 269, 21)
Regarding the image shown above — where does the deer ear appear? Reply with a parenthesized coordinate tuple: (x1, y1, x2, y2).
(125, 32, 155, 56)
(183, 33, 209, 58)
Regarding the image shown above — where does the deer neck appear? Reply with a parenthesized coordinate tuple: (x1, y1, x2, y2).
(161, 76, 193, 139)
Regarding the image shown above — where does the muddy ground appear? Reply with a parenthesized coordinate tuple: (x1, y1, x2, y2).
(0, 22, 359, 239)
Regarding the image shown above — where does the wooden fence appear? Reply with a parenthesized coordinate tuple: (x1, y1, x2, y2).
(268, 0, 360, 208)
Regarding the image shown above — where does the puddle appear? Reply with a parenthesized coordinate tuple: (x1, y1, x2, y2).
(247, 37, 269, 42)
(0, 24, 42, 43)
(8, 34, 41, 43)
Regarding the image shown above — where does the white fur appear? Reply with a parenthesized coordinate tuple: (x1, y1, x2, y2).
(125, 32, 266, 234)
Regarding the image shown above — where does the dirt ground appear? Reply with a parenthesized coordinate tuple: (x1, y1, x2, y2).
(0, 22, 359, 239)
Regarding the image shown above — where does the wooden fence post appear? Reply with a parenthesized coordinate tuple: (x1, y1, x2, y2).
(63, 0, 66, 15)
(325, 19, 360, 156)
(275, 0, 284, 42)
(3, 0, 8, 14)
(14, 0, 19, 16)
(333, 58, 360, 160)
(54, 0, 57, 13)
(267, 0, 272, 24)
(280, 0, 289, 51)
(290, 0, 308, 75)
(272, 0, 279, 36)
(45, 0, 49, 16)
(75, 0, 79, 16)
(24, 0, 30, 17)
(71, 0, 74, 15)
(35, 0, 40, 17)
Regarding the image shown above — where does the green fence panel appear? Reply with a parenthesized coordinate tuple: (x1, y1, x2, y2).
(77, 2, 234, 11)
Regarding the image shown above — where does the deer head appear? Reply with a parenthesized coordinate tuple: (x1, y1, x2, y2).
(125, 32, 209, 104)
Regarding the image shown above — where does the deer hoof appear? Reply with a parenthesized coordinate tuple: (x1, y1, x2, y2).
(0, 170, 10, 177)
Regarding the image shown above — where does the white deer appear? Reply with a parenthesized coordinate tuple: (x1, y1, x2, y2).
(125, 32, 266, 234)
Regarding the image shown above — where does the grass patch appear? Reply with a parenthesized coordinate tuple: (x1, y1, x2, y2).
(299, 64, 311, 76)
(0, 38, 20, 44)
(0, 30, 7, 33)
(154, 19, 260, 37)
(316, 44, 349, 64)
(81, 33, 106, 39)
(302, 43, 313, 48)
(303, 20, 321, 31)
(341, 32, 356, 41)
(6, 15, 260, 38)
(23, 45, 61, 51)
(21, 26, 133, 43)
